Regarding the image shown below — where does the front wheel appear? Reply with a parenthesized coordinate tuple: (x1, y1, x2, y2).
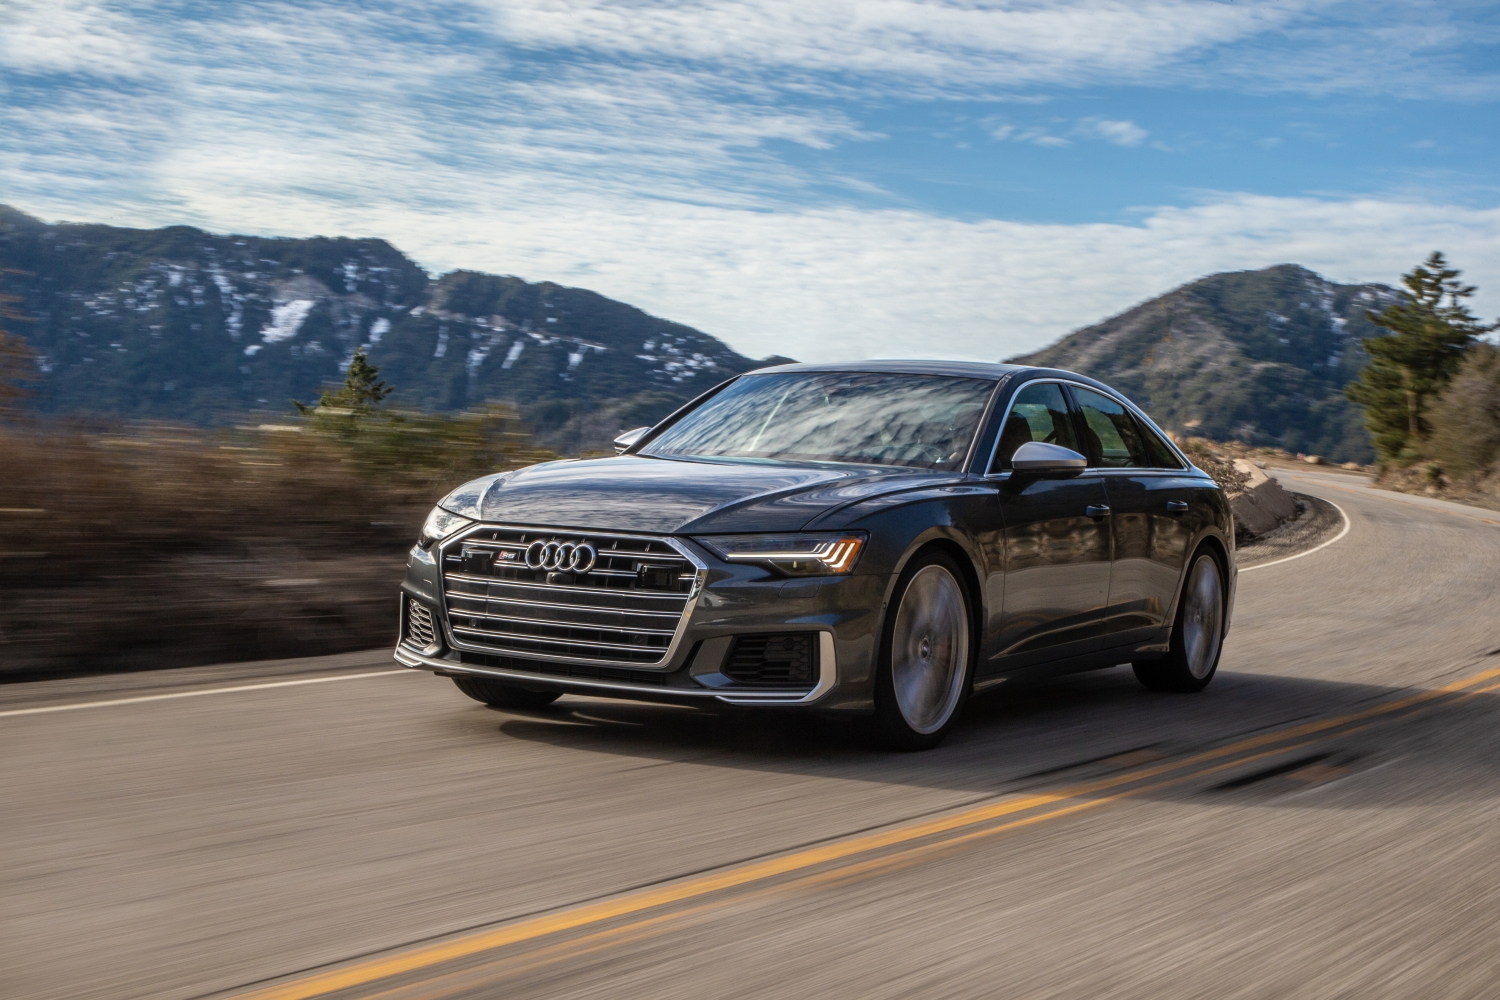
(452, 676, 561, 710)
(872, 550, 975, 751)
(1134, 549, 1225, 693)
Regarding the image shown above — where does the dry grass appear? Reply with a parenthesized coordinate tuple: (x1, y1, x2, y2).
(1372, 462, 1500, 513)
(0, 409, 551, 678)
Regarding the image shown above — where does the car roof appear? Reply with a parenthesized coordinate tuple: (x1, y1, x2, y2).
(748, 359, 1026, 380)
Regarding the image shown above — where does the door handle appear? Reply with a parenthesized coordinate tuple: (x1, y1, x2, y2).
(1166, 500, 1189, 513)
(1085, 504, 1111, 518)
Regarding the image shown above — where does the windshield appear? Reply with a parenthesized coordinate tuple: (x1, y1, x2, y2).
(640, 372, 994, 471)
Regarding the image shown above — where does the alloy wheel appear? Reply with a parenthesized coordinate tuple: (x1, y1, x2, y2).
(890, 564, 970, 734)
(1181, 555, 1224, 680)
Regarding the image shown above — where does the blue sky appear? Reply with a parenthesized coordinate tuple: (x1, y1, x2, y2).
(2, 1, 1498, 361)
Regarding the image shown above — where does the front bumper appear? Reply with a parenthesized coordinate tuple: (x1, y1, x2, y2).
(394, 632, 840, 706)
(398, 534, 886, 711)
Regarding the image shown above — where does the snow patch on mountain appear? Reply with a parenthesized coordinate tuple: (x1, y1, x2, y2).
(260, 299, 314, 344)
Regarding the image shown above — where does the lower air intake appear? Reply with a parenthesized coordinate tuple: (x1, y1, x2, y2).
(723, 634, 816, 687)
(406, 599, 437, 647)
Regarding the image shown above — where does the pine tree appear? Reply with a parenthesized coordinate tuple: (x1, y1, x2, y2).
(293, 348, 392, 417)
(1345, 252, 1494, 462)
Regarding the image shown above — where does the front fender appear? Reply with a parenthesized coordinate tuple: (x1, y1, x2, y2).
(813, 486, 999, 710)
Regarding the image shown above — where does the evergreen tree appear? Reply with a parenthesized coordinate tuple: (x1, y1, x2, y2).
(1346, 252, 1494, 462)
(293, 348, 392, 417)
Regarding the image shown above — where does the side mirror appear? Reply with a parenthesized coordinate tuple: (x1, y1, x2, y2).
(613, 426, 650, 454)
(1010, 440, 1087, 477)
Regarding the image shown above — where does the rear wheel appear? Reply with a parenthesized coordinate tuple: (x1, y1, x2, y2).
(872, 550, 975, 751)
(1134, 549, 1225, 693)
(452, 676, 561, 710)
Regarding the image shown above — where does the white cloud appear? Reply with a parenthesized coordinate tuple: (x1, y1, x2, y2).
(1076, 118, 1147, 146)
(480, 0, 1500, 100)
(485, 0, 1289, 90)
(990, 117, 1149, 147)
(0, 0, 154, 78)
(374, 193, 1498, 362)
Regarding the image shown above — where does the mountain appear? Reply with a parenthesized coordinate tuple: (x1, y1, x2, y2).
(1008, 264, 1398, 463)
(2, 206, 1394, 462)
(0, 206, 770, 429)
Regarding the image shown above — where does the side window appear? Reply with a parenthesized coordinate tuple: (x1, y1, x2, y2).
(1137, 417, 1184, 469)
(1071, 387, 1150, 468)
(989, 382, 1079, 472)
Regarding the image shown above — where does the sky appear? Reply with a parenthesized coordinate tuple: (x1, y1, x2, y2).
(2, 0, 1498, 362)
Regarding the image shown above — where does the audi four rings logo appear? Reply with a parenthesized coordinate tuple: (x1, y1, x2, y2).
(525, 539, 598, 573)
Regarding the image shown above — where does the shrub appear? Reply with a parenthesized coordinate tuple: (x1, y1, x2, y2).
(1428, 343, 1500, 480)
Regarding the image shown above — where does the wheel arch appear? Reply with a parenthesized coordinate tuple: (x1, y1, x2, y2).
(881, 522, 984, 596)
(879, 533, 986, 664)
(1166, 529, 1234, 636)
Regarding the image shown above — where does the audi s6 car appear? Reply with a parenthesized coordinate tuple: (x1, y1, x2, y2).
(396, 361, 1235, 749)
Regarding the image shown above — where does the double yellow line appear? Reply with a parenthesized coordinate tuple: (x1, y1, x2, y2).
(233, 662, 1500, 1000)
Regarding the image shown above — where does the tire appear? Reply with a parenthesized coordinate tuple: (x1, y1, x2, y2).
(452, 676, 562, 710)
(871, 549, 976, 751)
(1133, 548, 1226, 693)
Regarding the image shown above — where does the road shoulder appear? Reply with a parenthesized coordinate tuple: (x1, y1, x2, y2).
(0, 647, 396, 712)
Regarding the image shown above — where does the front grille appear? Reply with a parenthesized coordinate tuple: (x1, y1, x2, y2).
(724, 634, 817, 687)
(440, 526, 700, 665)
(405, 599, 436, 647)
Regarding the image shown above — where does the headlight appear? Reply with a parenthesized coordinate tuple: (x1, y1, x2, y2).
(419, 506, 474, 548)
(438, 472, 511, 520)
(697, 532, 866, 576)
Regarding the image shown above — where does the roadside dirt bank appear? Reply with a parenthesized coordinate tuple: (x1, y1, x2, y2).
(1237, 493, 1345, 569)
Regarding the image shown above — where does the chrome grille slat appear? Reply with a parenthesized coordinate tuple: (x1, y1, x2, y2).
(450, 624, 671, 656)
(445, 592, 683, 620)
(449, 608, 677, 636)
(439, 525, 702, 666)
(443, 583, 688, 618)
(443, 572, 689, 605)
(448, 606, 680, 635)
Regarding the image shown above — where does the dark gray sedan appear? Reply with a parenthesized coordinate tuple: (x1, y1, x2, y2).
(396, 361, 1235, 749)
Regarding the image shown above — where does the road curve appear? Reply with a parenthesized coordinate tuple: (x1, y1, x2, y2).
(4, 469, 1500, 1000)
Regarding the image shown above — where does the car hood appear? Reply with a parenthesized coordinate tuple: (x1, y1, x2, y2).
(444, 456, 953, 534)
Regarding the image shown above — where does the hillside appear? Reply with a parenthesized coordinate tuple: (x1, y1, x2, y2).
(0, 206, 769, 430)
(1009, 264, 1397, 463)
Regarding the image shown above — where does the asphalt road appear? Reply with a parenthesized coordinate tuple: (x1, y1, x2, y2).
(6, 469, 1500, 1000)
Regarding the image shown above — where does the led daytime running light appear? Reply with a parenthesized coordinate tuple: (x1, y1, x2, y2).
(715, 534, 866, 575)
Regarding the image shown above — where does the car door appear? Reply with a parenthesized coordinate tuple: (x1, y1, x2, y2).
(985, 380, 1113, 674)
(1068, 385, 1198, 649)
